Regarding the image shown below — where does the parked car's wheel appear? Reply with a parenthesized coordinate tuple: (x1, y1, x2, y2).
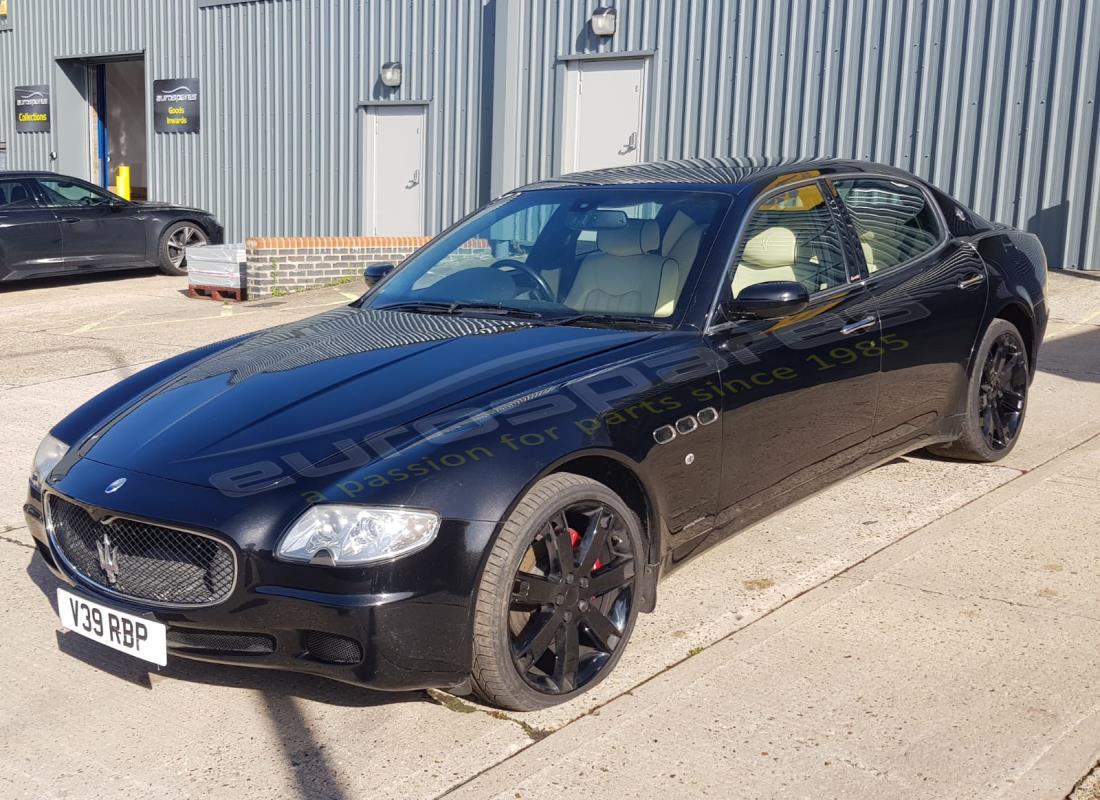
(158, 221, 209, 276)
(929, 318, 1030, 462)
(470, 472, 644, 710)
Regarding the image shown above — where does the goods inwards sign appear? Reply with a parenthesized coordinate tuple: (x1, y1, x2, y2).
(154, 78, 200, 133)
(14, 85, 49, 132)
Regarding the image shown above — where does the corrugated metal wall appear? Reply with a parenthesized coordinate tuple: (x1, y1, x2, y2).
(498, 0, 1100, 269)
(1, 0, 1097, 266)
(0, 0, 486, 240)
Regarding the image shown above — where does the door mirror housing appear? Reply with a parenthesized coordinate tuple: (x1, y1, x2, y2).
(363, 262, 395, 288)
(724, 281, 809, 320)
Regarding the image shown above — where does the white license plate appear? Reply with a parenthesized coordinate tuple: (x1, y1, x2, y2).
(57, 588, 167, 666)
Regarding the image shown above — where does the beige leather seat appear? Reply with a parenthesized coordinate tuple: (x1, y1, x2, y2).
(565, 219, 680, 317)
(861, 241, 877, 272)
(660, 211, 707, 308)
(730, 226, 798, 298)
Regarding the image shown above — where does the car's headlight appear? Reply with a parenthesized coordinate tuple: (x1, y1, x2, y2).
(275, 505, 440, 566)
(31, 433, 69, 489)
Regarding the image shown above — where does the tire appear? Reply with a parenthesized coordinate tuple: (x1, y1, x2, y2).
(157, 221, 209, 276)
(470, 472, 645, 711)
(928, 318, 1030, 462)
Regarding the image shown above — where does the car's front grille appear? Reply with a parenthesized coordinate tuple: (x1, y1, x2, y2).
(48, 495, 235, 606)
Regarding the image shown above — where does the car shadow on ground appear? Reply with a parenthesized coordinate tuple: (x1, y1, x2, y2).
(25, 552, 426, 710)
(27, 552, 413, 800)
(0, 267, 157, 293)
(1037, 324, 1100, 383)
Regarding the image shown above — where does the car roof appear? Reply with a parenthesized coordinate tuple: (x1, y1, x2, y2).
(0, 171, 58, 179)
(519, 156, 919, 195)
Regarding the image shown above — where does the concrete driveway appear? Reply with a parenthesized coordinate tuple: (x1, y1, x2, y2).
(2, 267, 1099, 799)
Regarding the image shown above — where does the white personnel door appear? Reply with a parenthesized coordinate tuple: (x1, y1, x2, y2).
(561, 58, 645, 173)
(362, 105, 425, 236)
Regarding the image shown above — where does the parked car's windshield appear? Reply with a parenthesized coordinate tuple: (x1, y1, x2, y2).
(365, 188, 730, 324)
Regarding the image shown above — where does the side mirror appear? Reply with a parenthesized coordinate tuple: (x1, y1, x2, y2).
(724, 281, 809, 320)
(363, 262, 395, 288)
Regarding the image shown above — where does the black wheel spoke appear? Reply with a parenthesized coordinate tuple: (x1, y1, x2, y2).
(553, 619, 580, 693)
(514, 609, 563, 667)
(547, 512, 575, 576)
(511, 573, 560, 606)
(580, 606, 621, 652)
(578, 506, 612, 573)
(585, 560, 633, 598)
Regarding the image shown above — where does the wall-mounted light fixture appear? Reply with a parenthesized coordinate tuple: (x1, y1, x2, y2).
(380, 62, 402, 88)
(590, 7, 617, 37)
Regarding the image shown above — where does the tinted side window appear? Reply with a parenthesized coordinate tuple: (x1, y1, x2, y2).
(0, 179, 37, 208)
(36, 178, 113, 207)
(731, 182, 848, 298)
(834, 179, 942, 273)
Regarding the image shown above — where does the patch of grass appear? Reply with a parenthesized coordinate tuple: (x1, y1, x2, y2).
(326, 274, 358, 287)
(426, 688, 477, 713)
(688, 646, 705, 657)
(270, 287, 288, 298)
(487, 711, 550, 741)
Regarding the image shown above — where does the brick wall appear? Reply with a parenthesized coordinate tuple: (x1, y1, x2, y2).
(244, 236, 431, 300)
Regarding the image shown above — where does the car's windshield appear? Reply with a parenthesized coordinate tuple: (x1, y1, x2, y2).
(365, 188, 730, 324)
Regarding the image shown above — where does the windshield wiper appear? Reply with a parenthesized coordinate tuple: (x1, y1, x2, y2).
(551, 313, 672, 330)
(376, 301, 544, 320)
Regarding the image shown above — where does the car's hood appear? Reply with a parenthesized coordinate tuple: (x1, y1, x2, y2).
(83, 306, 651, 486)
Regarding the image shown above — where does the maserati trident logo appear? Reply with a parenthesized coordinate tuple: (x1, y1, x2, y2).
(104, 477, 127, 494)
(96, 533, 120, 585)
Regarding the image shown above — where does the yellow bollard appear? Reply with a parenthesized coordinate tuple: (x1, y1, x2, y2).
(115, 165, 131, 201)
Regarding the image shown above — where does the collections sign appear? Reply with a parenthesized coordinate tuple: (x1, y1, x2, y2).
(14, 84, 49, 132)
(153, 78, 200, 133)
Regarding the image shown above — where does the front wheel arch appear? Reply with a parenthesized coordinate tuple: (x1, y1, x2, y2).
(473, 449, 662, 618)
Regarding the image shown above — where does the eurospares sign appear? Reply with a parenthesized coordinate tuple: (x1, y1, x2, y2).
(14, 85, 49, 132)
(153, 78, 200, 133)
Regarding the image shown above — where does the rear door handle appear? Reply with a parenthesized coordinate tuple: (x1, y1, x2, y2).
(60, 217, 80, 224)
(839, 316, 878, 336)
(957, 273, 985, 290)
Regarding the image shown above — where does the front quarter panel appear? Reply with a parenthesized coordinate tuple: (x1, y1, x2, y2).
(282, 332, 725, 552)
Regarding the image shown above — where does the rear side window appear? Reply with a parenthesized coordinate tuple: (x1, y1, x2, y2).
(731, 182, 849, 297)
(834, 179, 943, 273)
(0, 179, 37, 208)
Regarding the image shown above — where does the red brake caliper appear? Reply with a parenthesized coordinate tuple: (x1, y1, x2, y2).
(568, 527, 601, 571)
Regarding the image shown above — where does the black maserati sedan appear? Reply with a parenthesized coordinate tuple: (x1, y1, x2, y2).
(25, 158, 1047, 710)
(0, 171, 222, 281)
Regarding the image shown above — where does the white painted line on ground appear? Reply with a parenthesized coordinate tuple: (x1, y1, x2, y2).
(70, 308, 129, 334)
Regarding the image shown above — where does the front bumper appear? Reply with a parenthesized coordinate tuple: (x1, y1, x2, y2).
(24, 460, 497, 692)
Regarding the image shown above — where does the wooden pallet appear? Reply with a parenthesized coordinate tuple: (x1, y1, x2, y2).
(188, 284, 247, 302)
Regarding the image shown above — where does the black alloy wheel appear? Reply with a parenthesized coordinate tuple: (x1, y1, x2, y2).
(471, 473, 644, 710)
(508, 501, 635, 695)
(978, 331, 1028, 451)
(928, 318, 1030, 462)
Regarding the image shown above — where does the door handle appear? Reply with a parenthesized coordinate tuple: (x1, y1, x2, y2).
(957, 273, 985, 290)
(839, 315, 877, 336)
(619, 131, 637, 155)
(406, 169, 420, 188)
(60, 217, 80, 224)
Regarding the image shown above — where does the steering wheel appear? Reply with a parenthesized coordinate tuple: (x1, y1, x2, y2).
(489, 259, 555, 302)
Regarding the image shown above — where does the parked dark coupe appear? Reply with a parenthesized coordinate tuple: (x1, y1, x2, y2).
(0, 171, 222, 281)
(25, 158, 1047, 710)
